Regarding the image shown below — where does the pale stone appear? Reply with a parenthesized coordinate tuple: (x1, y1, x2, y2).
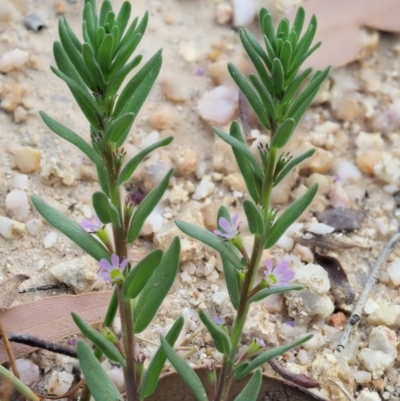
(358, 348, 394, 379)
(174, 148, 199, 177)
(368, 326, 398, 359)
(15, 147, 41, 174)
(201, 204, 219, 231)
(297, 349, 308, 365)
(14, 105, 28, 123)
(161, 75, 190, 102)
(222, 172, 246, 192)
(308, 222, 335, 235)
(293, 244, 314, 264)
(329, 182, 352, 209)
(26, 219, 43, 236)
(356, 151, 383, 175)
(50, 255, 99, 294)
(107, 368, 125, 393)
(305, 173, 332, 195)
(46, 370, 74, 396)
(1, 83, 23, 112)
(301, 147, 335, 174)
(333, 159, 362, 182)
(5, 189, 30, 222)
(15, 359, 40, 385)
(41, 158, 75, 186)
(276, 235, 294, 251)
(215, 2, 233, 25)
(292, 263, 331, 295)
(387, 258, 400, 287)
(140, 209, 163, 236)
(43, 231, 57, 248)
(0, 48, 29, 73)
(355, 132, 385, 153)
(262, 294, 284, 313)
(355, 390, 381, 401)
(363, 298, 379, 315)
(149, 105, 180, 131)
(192, 176, 215, 200)
(12, 174, 29, 189)
(232, 0, 257, 27)
(367, 305, 400, 329)
(198, 86, 238, 125)
(0, 216, 26, 239)
(374, 153, 400, 185)
(353, 370, 372, 384)
(55, 1, 68, 14)
(213, 139, 238, 175)
(302, 332, 326, 351)
(212, 291, 229, 306)
(179, 42, 199, 63)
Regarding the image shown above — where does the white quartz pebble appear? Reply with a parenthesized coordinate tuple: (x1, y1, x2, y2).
(353, 370, 372, 384)
(368, 326, 398, 359)
(0, 216, 26, 239)
(232, 0, 257, 27)
(308, 222, 335, 235)
(15, 359, 40, 385)
(43, 231, 57, 248)
(5, 189, 30, 222)
(0, 48, 29, 73)
(192, 177, 215, 200)
(387, 258, 400, 287)
(358, 348, 394, 379)
(12, 174, 29, 189)
(46, 371, 74, 396)
(355, 390, 382, 401)
(26, 219, 43, 236)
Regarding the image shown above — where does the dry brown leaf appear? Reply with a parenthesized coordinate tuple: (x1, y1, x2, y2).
(287, 0, 400, 69)
(0, 292, 113, 363)
(0, 275, 29, 311)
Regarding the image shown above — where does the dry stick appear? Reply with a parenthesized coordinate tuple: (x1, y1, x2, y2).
(0, 322, 25, 401)
(6, 333, 77, 358)
(337, 229, 400, 352)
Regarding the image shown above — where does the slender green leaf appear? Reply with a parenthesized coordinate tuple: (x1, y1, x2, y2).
(243, 200, 265, 236)
(104, 55, 142, 98)
(229, 121, 261, 203)
(104, 10, 115, 28)
(175, 220, 243, 270)
(122, 249, 163, 299)
(243, 29, 272, 73)
(96, 26, 105, 49)
(199, 310, 231, 354)
(82, 43, 106, 91)
(40, 111, 104, 167)
(114, 50, 162, 146)
(248, 74, 276, 122)
(287, 42, 321, 82)
(77, 341, 123, 401)
(92, 191, 121, 227)
(265, 184, 318, 248)
(51, 66, 101, 130)
(280, 40, 292, 75)
(115, 16, 138, 54)
(285, 67, 330, 124)
(160, 337, 208, 401)
(271, 58, 284, 97)
(72, 313, 126, 366)
(263, 34, 276, 61)
(118, 137, 173, 185)
(111, 24, 120, 52)
(213, 127, 262, 179)
(228, 63, 270, 130)
(248, 285, 303, 304)
(277, 18, 289, 40)
(234, 370, 262, 401)
(119, 11, 147, 56)
(59, 18, 93, 89)
(99, 0, 112, 26)
(139, 317, 184, 400)
(0, 365, 40, 401)
(96, 165, 110, 195)
(273, 149, 315, 187)
(104, 288, 118, 327)
(109, 33, 142, 76)
(63, 17, 82, 52)
(134, 237, 180, 333)
(98, 34, 114, 73)
(127, 169, 173, 243)
(103, 113, 135, 144)
(31, 195, 109, 261)
(240, 29, 272, 93)
(291, 6, 305, 37)
(235, 335, 313, 379)
(281, 67, 312, 106)
(270, 118, 295, 149)
(288, 31, 298, 52)
(116, 1, 132, 37)
(82, 21, 92, 47)
(291, 15, 317, 63)
(260, 10, 275, 49)
(82, 3, 96, 45)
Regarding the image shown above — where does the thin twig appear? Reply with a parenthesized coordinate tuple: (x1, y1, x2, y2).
(5, 333, 77, 358)
(337, 229, 400, 352)
(327, 379, 355, 401)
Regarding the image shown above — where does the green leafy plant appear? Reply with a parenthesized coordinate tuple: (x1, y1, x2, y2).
(4, 3, 329, 401)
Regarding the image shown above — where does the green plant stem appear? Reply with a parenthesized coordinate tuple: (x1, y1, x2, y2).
(215, 146, 278, 401)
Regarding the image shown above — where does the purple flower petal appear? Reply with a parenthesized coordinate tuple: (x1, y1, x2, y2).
(213, 229, 233, 239)
(99, 259, 112, 271)
(265, 259, 273, 274)
(214, 316, 223, 325)
(111, 254, 120, 267)
(218, 217, 232, 233)
(231, 213, 241, 230)
(98, 271, 112, 282)
(264, 259, 295, 287)
(120, 258, 128, 272)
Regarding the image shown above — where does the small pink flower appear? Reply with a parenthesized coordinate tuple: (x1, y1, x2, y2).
(98, 254, 128, 283)
(213, 213, 241, 240)
(264, 259, 295, 287)
(81, 214, 103, 232)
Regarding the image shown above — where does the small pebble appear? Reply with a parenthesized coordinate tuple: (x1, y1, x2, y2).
(179, 42, 199, 63)
(5, 189, 30, 222)
(0, 49, 29, 73)
(215, 2, 233, 25)
(54, 1, 68, 14)
(358, 348, 394, 379)
(387, 258, 400, 287)
(24, 13, 46, 31)
(43, 231, 57, 248)
(12, 174, 29, 190)
(368, 326, 398, 359)
(198, 86, 238, 125)
(46, 370, 74, 396)
(353, 370, 372, 384)
(1, 83, 23, 113)
(0, 216, 26, 239)
(149, 105, 180, 131)
(14, 105, 28, 123)
(367, 305, 400, 329)
(107, 368, 125, 392)
(161, 75, 190, 102)
(232, 0, 257, 27)
(192, 177, 215, 200)
(26, 219, 43, 236)
(139, 130, 160, 149)
(15, 359, 40, 385)
(175, 148, 200, 177)
(355, 390, 381, 401)
(15, 147, 42, 174)
(308, 222, 335, 235)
